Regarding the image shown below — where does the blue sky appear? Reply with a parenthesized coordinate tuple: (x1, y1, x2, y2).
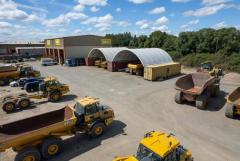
(0, 0, 240, 42)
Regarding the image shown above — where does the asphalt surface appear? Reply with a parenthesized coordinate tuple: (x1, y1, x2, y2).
(0, 62, 240, 161)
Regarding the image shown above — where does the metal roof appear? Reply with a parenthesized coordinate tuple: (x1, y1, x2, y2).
(113, 48, 173, 67)
(88, 47, 128, 62)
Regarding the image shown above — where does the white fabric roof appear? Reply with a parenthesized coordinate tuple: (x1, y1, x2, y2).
(88, 47, 128, 62)
(113, 48, 173, 67)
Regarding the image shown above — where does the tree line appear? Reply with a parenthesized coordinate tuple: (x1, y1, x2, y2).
(106, 27, 240, 72)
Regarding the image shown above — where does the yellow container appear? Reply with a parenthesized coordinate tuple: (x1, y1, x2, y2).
(144, 62, 181, 81)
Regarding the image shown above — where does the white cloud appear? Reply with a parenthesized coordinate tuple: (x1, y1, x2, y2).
(43, 12, 88, 27)
(154, 16, 169, 26)
(148, 7, 165, 14)
(117, 21, 129, 27)
(128, 0, 153, 4)
(171, 0, 191, 3)
(152, 25, 169, 32)
(116, 8, 121, 12)
(82, 14, 113, 32)
(90, 6, 100, 12)
(181, 19, 199, 29)
(184, 4, 226, 17)
(77, 0, 107, 6)
(202, 0, 230, 6)
(212, 21, 227, 29)
(0, 21, 12, 28)
(73, 4, 85, 11)
(73, 29, 82, 34)
(0, 0, 43, 22)
(140, 23, 150, 29)
(136, 19, 148, 26)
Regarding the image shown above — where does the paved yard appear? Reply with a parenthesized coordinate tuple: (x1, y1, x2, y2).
(0, 62, 240, 161)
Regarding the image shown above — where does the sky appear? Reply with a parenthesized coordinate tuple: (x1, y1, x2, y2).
(0, 0, 240, 42)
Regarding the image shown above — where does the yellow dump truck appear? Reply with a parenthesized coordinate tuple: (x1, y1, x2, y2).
(113, 131, 193, 161)
(144, 62, 181, 81)
(1, 77, 69, 113)
(197, 61, 223, 77)
(225, 87, 240, 118)
(0, 64, 20, 86)
(128, 64, 143, 76)
(0, 97, 114, 161)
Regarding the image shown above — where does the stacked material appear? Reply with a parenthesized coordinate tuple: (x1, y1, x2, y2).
(144, 62, 181, 81)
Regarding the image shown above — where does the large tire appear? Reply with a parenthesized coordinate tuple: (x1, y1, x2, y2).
(90, 122, 106, 137)
(175, 91, 183, 104)
(2, 101, 16, 113)
(225, 104, 234, 118)
(15, 147, 41, 161)
(49, 91, 61, 102)
(196, 94, 208, 109)
(211, 84, 220, 97)
(41, 137, 62, 159)
(17, 98, 30, 109)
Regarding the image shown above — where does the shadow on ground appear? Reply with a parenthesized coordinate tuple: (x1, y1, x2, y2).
(50, 120, 127, 161)
(179, 90, 228, 111)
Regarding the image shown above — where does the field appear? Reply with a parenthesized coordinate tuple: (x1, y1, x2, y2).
(1, 62, 240, 161)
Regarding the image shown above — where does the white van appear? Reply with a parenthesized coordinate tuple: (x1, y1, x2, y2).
(41, 58, 58, 66)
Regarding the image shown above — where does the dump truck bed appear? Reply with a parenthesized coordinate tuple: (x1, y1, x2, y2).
(0, 106, 76, 151)
(228, 87, 240, 105)
(175, 72, 215, 95)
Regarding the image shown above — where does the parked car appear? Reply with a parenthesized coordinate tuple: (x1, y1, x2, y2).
(41, 58, 58, 66)
(18, 77, 42, 88)
(10, 81, 19, 87)
(29, 57, 37, 61)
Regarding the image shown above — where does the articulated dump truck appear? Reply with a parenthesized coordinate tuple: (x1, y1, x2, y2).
(225, 87, 240, 119)
(0, 97, 115, 161)
(0, 64, 20, 86)
(175, 72, 220, 109)
(113, 131, 193, 161)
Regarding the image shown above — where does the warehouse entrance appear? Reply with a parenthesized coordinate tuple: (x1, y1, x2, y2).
(59, 49, 65, 64)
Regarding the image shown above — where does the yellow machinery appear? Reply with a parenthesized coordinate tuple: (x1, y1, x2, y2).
(95, 60, 101, 67)
(225, 87, 240, 118)
(1, 77, 69, 113)
(144, 62, 181, 81)
(128, 64, 143, 76)
(17, 64, 41, 77)
(113, 131, 193, 161)
(0, 97, 114, 161)
(101, 61, 107, 69)
(198, 61, 223, 77)
(0, 64, 20, 86)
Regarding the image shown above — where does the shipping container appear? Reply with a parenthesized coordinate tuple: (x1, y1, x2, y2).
(144, 62, 181, 81)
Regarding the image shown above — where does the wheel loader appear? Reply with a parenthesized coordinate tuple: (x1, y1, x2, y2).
(197, 61, 223, 77)
(17, 64, 41, 77)
(128, 63, 143, 76)
(113, 131, 193, 161)
(225, 87, 240, 119)
(0, 77, 69, 113)
(0, 97, 114, 161)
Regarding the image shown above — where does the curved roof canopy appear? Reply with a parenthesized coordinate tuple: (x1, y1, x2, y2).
(113, 48, 173, 67)
(88, 47, 128, 62)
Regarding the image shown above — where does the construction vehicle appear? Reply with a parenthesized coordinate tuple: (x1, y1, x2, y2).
(128, 64, 143, 76)
(175, 72, 220, 109)
(101, 61, 107, 69)
(95, 57, 106, 68)
(1, 77, 69, 113)
(17, 64, 41, 77)
(0, 64, 20, 86)
(0, 97, 114, 161)
(113, 131, 193, 161)
(225, 87, 240, 118)
(197, 61, 223, 77)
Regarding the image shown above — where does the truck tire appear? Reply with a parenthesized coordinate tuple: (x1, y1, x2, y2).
(41, 137, 62, 159)
(175, 91, 183, 104)
(196, 94, 208, 109)
(211, 84, 220, 97)
(90, 122, 105, 137)
(2, 101, 16, 113)
(17, 98, 30, 109)
(15, 147, 41, 161)
(49, 91, 61, 102)
(225, 104, 234, 118)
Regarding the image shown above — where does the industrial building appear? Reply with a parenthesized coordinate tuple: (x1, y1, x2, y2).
(0, 43, 44, 60)
(16, 47, 44, 57)
(88, 48, 173, 72)
(44, 35, 112, 64)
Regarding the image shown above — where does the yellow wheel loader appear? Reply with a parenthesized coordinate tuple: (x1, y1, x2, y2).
(1, 77, 69, 113)
(0, 97, 114, 161)
(197, 61, 223, 77)
(113, 131, 193, 161)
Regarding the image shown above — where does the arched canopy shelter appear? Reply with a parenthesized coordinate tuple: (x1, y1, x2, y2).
(88, 47, 128, 62)
(113, 48, 173, 67)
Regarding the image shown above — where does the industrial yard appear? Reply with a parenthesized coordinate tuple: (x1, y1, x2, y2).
(1, 62, 240, 161)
